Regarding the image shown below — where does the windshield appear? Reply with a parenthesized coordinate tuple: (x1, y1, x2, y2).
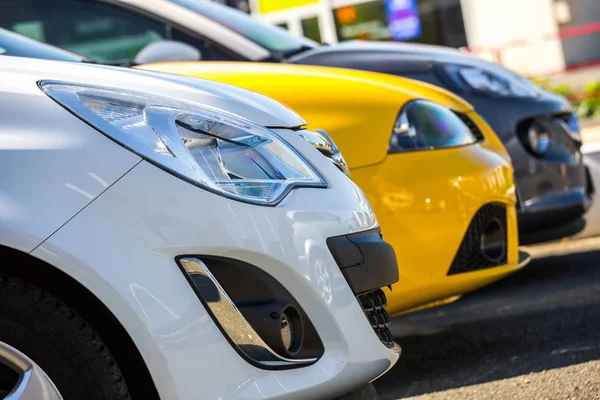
(169, 0, 317, 53)
(0, 27, 83, 62)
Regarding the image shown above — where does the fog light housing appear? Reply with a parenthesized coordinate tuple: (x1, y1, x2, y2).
(280, 307, 302, 355)
(177, 257, 318, 369)
(480, 218, 506, 263)
(281, 313, 294, 350)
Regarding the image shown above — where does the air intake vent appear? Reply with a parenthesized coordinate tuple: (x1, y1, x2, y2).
(357, 289, 395, 348)
(448, 203, 508, 275)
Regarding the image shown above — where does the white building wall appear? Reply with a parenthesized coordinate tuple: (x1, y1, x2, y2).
(460, 0, 566, 76)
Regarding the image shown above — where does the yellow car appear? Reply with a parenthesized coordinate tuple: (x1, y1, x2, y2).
(139, 62, 531, 316)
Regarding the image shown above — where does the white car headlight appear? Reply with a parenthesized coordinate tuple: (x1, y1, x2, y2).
(40, 81, 326, 205)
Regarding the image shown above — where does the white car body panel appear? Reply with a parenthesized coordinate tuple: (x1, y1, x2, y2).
(0, 57, 305, 128)
(0, 57, 398, 399)
(0, 71, 141, 253)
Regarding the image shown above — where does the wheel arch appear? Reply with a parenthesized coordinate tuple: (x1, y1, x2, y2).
(0, 245, 160, 400)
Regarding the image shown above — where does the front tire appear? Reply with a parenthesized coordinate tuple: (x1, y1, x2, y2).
(0, 275, 131, 399)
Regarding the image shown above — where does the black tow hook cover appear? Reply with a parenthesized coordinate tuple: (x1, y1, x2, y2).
(326, 228, 399, 295)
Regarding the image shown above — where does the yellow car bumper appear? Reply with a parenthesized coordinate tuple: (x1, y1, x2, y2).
(353, 142, 527, 316)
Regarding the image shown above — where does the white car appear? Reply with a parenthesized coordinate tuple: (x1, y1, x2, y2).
(0, 56, 400, 400)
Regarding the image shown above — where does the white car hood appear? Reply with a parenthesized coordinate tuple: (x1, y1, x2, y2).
(0, 56, 306, 128)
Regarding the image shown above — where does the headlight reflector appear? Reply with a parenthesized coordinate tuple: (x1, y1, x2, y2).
(40, 81, 326, 205)
(297, 129, 351, 178)
(389, 100, 478, 153)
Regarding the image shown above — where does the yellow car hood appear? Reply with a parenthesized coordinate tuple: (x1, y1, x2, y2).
(138, 62, 504, 169)
(138, 62, 523, 315)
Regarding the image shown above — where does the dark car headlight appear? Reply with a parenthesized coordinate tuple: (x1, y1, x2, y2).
(389, 100, 478, 153)
(527, 121, 552, 156)
(436, 64, 540, 98)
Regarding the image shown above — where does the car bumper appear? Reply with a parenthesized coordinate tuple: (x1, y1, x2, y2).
(351, 142, 526, 316)
(31, 132, 400, 399)
(517, 165, 595, 244)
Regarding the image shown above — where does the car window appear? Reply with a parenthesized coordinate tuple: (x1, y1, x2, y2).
(0, 1, 167, 63)
(0, 27, 84, 62)
(171, 28, 239, 61)
(169, 0, 317, 53)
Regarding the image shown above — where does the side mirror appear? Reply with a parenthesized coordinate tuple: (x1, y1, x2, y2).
(134, 40, 201, 65)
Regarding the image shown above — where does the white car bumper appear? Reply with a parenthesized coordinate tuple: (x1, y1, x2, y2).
(31, 130, 400, 400)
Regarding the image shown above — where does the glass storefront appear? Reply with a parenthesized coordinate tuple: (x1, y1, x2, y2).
(333, 1, 390, 41)
(211, 0, 469, 49)
(301, 16, 322, 43)
(407, 0, 467, 48)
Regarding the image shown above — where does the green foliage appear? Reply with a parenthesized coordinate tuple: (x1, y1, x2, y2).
(553, 84, 574, 97)
(576, 99, 600, 118)
(542, 80, 600, 119)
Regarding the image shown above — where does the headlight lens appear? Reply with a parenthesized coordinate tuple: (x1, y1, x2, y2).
(41, 81, 326, 205)
(438, 64, 540, 98)
(389, 100, 478, 153)
(297, 129, 351, 178)
(527, 121, 552, 156)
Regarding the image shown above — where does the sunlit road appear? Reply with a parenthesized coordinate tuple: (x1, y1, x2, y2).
(374, 246, 600, 400)
(371, 126, 600, 399)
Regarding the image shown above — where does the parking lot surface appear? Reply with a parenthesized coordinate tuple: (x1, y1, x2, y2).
(375, 247, 600, 400)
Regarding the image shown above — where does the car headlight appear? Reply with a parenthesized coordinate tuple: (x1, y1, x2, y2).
(40, 81, 326, 205)
(437, 64, 540, 98)
(296, 129, 351, 178)
(527, 121, 552, 156)
(389, 100, 478, 153)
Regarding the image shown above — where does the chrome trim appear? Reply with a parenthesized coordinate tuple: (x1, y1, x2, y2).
(297, 129, 351, 178)
(0, 341, 63, 400)
(178, 258, 317, 369)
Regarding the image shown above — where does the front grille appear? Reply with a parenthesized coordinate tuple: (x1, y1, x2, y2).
(357, 289, 395, 348)
(447, 204, 508, 275)
(455, 112, 485, 142)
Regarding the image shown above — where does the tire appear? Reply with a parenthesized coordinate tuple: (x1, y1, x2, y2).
(334, 383, 378, 400)
(0, 274, 131, 400)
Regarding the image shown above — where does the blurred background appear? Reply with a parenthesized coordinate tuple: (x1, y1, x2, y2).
(211, 0, 600, 115)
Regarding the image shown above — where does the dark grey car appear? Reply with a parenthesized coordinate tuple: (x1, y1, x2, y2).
(290, 41, 595, 244)
(0, 0, 593, 244)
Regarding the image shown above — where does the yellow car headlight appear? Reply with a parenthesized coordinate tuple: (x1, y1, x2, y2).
(390, 100, 479, 153)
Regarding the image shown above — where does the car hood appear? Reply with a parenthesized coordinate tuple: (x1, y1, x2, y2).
(0, 56, 306, 128)
(292, 41, 566, 103)
(137, 61, 476, 168)
(292, 40, 520, 75)
(139, 61, 474, 113)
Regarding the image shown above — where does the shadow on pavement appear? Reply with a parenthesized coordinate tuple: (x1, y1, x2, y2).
(374, 250, 600, 399)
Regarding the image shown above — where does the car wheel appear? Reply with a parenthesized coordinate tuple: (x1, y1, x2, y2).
(335, 383, 378, 400)
(0, 275, 131, 400)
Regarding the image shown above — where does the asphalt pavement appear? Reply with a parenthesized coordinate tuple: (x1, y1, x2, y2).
(374, 246, 600, 400)
(370, 122, 600, 400)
